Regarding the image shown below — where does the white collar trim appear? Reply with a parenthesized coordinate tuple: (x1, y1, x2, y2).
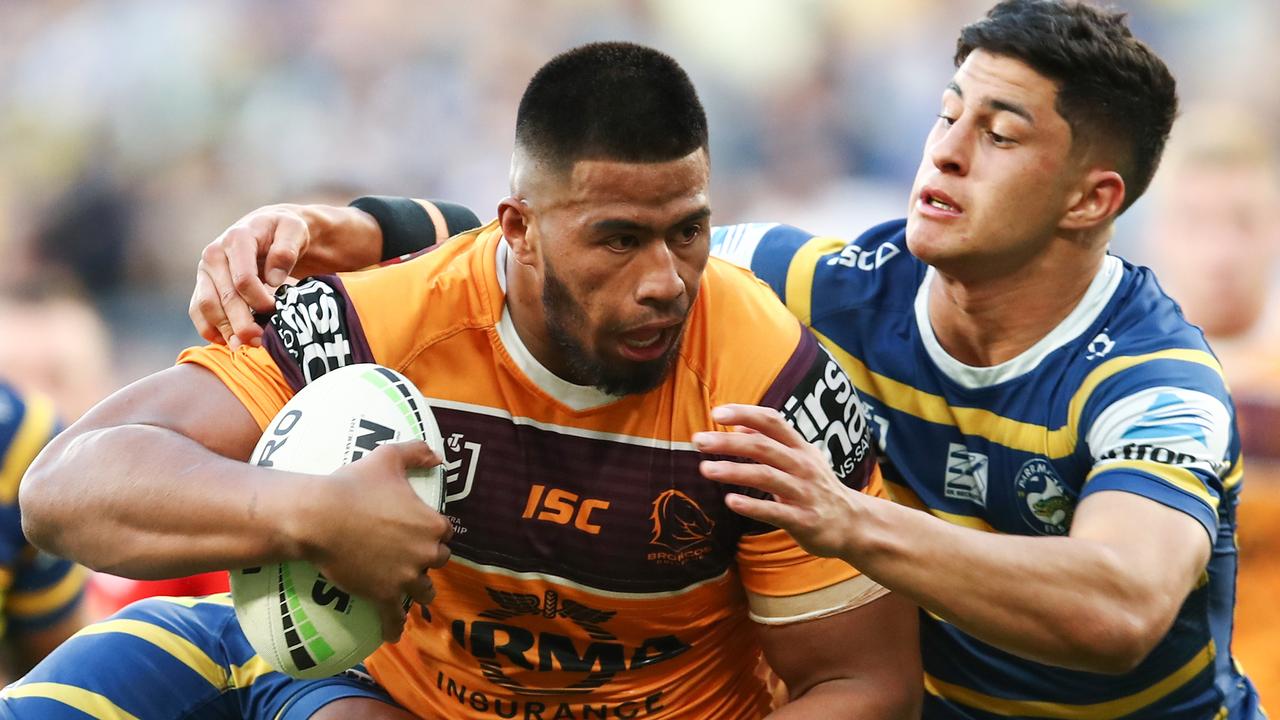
(494, 239, 620, 412)
(914, 255, 1123, 389)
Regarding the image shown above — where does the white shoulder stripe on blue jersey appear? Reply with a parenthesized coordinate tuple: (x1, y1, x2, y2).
(915, 255, 1123, 389)
(1086, 385, 1231, 476)
(709, 223, 780, 269)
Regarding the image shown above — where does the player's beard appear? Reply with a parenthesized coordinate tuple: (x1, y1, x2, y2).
(542, 260, 687, 397)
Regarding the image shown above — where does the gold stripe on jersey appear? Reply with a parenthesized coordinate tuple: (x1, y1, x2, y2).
(73, 619, 228, 689)
(230, 656, 275, 689)
(1087, 460, 1219, 511)
(0, 391, 56, 502)
(783, 236, 847, 326)
(7, 564, 87, 617)
(0, 682, 140, 719)
(151, 594, 275, 688)
(1223, 458, 1244, 491)
(815, 329, 1075, 456)
(923, 640, 1215, 719)
(1065, 349, 1226, 449)
(817, 331, 1227, 463)
(884, 478, 998, 533)
(1195, 569, 1211, 590)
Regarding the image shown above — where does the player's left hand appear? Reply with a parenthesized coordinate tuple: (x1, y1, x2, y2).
(694, 404, 863, 559)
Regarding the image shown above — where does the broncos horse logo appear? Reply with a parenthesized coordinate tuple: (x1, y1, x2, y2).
(648, 489, 715, 553)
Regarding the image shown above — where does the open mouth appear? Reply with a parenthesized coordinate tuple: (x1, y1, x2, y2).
(618, 324, 678, 361)
(926, 196, 957, 212)
(920, 188, 963, 215)
(623, 331, 664, 349)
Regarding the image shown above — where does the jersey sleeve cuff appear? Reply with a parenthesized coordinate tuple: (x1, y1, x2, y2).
(1081, 468, 1218, 540)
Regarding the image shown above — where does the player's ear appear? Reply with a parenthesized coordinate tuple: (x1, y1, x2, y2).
(498, 197, 539, 266)
(1061, 168, 1125, 232)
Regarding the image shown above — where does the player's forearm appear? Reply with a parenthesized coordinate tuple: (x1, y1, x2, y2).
(769, 677, 919, 719)
(846, 498, 1169, 674)
(288, 203, 384, 278)
(21, 424, 315, 579)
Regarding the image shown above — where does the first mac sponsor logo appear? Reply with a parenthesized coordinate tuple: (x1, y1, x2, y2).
(781, 346, 873, 488)
(271, 279, 354, 383)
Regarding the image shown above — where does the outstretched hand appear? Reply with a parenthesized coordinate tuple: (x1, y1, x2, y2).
(190, 205, 311, 350)
(694, 404, 865, 559)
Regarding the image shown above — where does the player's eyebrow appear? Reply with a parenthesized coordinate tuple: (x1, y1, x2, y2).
(671, 207, 711, 230)
(592, 218, 647, 232)
(946, 80, 1036, 126)
(592, 207, 711, 233)
(989, 98, 1035, 126)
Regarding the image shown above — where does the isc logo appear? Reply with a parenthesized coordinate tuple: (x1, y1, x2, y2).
(824, 241, 900, 270)
(521, 484, 610, 535)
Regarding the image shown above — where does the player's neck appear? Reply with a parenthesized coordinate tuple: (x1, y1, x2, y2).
(926, 244, 1107, 368)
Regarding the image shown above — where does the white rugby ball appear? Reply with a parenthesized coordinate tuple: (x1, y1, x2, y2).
(231, 363, 445, 679)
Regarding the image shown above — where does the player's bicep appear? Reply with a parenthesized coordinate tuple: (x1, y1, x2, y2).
(58, 363, 264, 462)
(758, 591, 920, 711)
(1070, 489, 1211, 599)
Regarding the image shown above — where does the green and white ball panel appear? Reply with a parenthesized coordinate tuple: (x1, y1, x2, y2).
(231, 363, 445, 679)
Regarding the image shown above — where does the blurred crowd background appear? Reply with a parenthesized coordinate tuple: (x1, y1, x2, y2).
(0, 0, 1276, 699)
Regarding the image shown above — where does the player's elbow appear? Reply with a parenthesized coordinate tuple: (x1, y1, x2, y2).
(1069, 604, 1171, 675)
(19, 430, 91, 557)
(20, 452, 68, 555)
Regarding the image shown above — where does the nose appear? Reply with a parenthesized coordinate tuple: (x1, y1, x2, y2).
(635, 240, 686, 306)
(928, 119, 971, 177)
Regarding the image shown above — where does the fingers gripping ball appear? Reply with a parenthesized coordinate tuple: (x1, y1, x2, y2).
(231, 364, 446, 679)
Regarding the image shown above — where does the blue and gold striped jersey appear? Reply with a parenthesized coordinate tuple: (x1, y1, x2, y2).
(0, 595, 394, 719)
(0, 383, 84, 638)
(711, 220, 1262, 720)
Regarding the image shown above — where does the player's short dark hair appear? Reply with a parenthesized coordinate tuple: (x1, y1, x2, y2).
(515, 42, 709, 172)
(956, 0, 1178, 212)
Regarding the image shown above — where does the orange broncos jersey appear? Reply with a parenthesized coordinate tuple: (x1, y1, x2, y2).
(179, 223, 886, 719)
